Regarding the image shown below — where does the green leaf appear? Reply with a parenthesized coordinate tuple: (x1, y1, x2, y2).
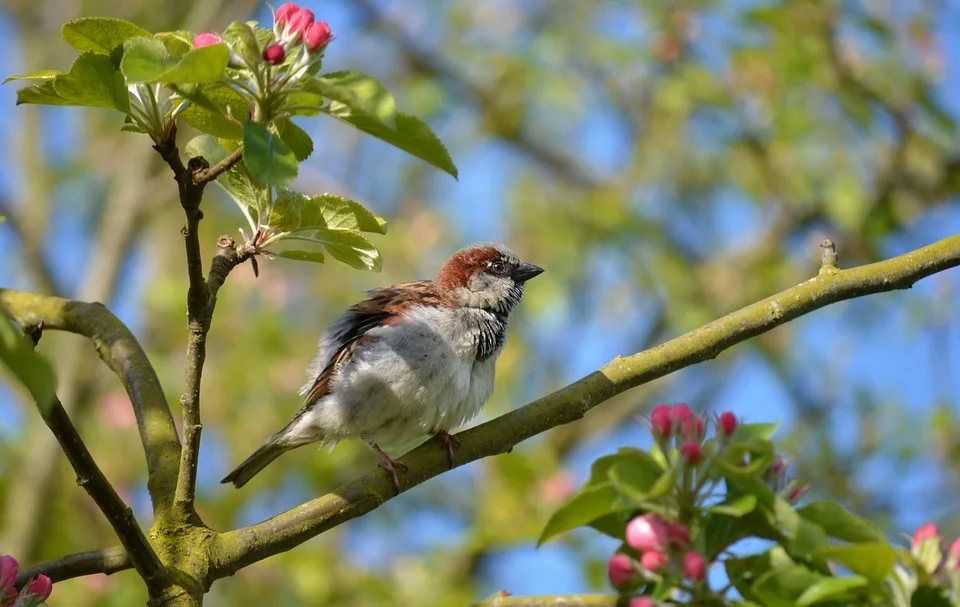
(3, 70, 64, 84)
(179, 85, 251, 139)
(538, 485, 620, 546)
(797, 501, 887, 544)
(326, 104, 458, 179)
(0, 309, 57, 414)
(607, 451, 663, 503)
(217, 163, 268, 218)
(708, 494, 758, 517)
(53, 53, 129, 111)
(121, 37, 228, 84)
(297, 229, 381, 271)
(753, 564, 827, 607)
(154, 31, 193, 56)
(285, 90, 326, 116)
(812, 543, 896, 585)
(795, 576, 869, 606)
(185, 134, 229, 167)
(16, 83, 73, 106)
(300, 194, 387, 234)
(276, 118, 314, 162)
(732, 422, 780, 442)
(222, 21, 261, 65)
(304, 71, 397, 125)
(270, 189, 306, 232)
(276, 250, 325, 263)
(62, 17, 152, 54)
(243, 122, 298, 187)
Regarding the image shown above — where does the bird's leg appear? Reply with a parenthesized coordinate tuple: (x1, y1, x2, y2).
(370, 443, 407, 491)
(433, 430, 460, 469)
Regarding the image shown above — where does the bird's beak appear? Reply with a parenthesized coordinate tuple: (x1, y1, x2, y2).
(512, 261, 544, 283)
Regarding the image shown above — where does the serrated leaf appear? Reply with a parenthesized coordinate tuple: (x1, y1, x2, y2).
(304, 71, 397, 124)
(185, 134, 229, 167)
(222, 21, 261, 65)
(121, 37, 228, 84)
(53, 52, 129, 111)
(270, 189, 306, 232)
(812, 543, 896, 585)
(309, 229, 381, 271)
(276, 249, 325, 263)
(326, 104, 458, 178)
(154, 31, 193, 56)
(62, 17, 152, 55)
(0, 309, 57, 414)
(301, 194, 387, 234)
(16, 83, 72, 106)
(217, 162, 268, 218)
(243, 122, 298, 186)
(795, 576, 869, 606)
(276, 118, 314, 162)
(538, 485, 620, 546)
(796, 501, 887, 544)
(179, 85, 251, 139)
(3, 70, 64, 84)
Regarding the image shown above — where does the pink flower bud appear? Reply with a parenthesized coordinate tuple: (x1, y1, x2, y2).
(666, 522, 690, 547)
(682, 551, 706, 581)
(788, 485, 807, 504)
(4, 586, 17, 603)
(912, 523, 939, 549)
(192, 32, 222, 48)
(650, 405, 672, 438)
(680, 441, 702, 464)
(682, 415, 705, 441)
(607, 553, 634, 588)
(286, 8, 315, 39)
(718, 411, 738, 437)
(304, 21, 332, 52)
(25, 574, 51, 600)
(626, 515, 667, 553)
(669, 404, 692, 428)
(274, 3, 299, 26)
(263, 43, 286, 65)
(770, 457, 785, 476)
(630, 598, 655, 607)
(0, 556, 18, 592)
(640, 551, 668, 572)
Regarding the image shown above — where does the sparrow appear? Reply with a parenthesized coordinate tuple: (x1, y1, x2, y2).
(222, 242, 544, 490)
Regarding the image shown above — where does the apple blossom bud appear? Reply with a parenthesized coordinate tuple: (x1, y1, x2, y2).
(650, 405, 672, 438)
(669, 403, 692, 429)
(286, 8, 315, 40)
(912, 523, 939, 549)
(626, 514, 667, 553)
(770, 457, 785, 476)
(788, 485, 807, 504)
(629, 598, 655, 607)
(718, 411, 738, 437)
(679, 441, 702, 464)
(682, 415, 705, 441)
(193, 32, 221, 48)
(25, 574, 52, 601)
(304, 21, 332, 52)
(666, 522, 690, 547)
(640, 551, 668, 572)
(274, 3, 299, 26)
(263, 43, 286, 65)
(4, 586, 16, 603)
(682, 551, 706, 581)
(0, 556, 18, 592)
(607, 553, 634, 588)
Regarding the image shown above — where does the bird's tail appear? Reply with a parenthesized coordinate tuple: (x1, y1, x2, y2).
(221, 428, 300, 488)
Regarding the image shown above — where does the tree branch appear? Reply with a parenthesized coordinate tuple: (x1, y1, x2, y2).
(0, 290, 181, 515)
(472, 594, 618, 607)
(211, 234, 960, 575)
(14, 547, 131, 587)
(193, 147, 243, 185)
(29, 390, 168, 594)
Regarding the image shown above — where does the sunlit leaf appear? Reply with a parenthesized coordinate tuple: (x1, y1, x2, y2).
(304, 71, 397, 125)
(276, 118, 314, 162)
(243, 122, 298, 186)
(811, 543, 896, 585)
(185, 134, 229, 167)
(53, 52, 129, 111)
(276, 250, 325, 263)
(796, 501, 887, 544)
(179, 85, 250, 139)
(61, 17, 152, 54)
(538, 485, 620, 546)
(121, 37, 229, 84)
(300, 195, 387, 234)
(3, 70, 64, 84)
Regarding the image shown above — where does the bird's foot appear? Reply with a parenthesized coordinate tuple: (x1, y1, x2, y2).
(371, 443, 407, 492)
(433, 430, 460, 469)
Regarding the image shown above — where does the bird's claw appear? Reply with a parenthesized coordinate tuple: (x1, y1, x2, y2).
(434, 430, 460, 469)
(371, 443, 406, 492)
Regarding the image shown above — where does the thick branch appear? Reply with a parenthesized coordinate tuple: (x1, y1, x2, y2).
(472, 595, 618, 607)
(0, 290, 181, 514)
(212, 234, 960, 575)
(33, 392, 168, 594)
(14, 547, 131, 587)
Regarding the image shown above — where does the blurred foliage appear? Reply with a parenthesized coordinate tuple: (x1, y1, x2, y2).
(0, 0, 959, 605)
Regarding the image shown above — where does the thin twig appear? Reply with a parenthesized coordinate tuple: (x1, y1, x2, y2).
(211, 233, 960, 575)
(193, 147, 243, 185)
(14, 547, 131, 587)
(29, 391, 169, 594)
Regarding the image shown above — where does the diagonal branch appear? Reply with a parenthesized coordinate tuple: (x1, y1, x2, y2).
(211, 233, 960, 575)
(28, 389, 168, 594)
(0, 290, 181, 516)
(14, 547, 131, 587)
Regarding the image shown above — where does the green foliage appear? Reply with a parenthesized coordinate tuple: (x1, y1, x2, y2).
(0, 310, 56, 413)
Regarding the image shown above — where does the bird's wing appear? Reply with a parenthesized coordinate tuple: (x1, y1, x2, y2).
(301, 281, 443, 405)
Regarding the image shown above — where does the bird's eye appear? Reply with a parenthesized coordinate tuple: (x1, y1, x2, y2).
(490, 261, 506, 275)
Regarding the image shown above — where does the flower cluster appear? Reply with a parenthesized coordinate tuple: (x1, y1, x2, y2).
(0, 556, 52, 607)
(910, 523, 960, 575)
(609, 514, 707, 596)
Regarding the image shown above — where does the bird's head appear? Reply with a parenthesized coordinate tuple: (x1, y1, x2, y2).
(434, 243, 544, 315)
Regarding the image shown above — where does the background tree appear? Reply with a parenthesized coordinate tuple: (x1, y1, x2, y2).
(0, 0, 958, 605)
